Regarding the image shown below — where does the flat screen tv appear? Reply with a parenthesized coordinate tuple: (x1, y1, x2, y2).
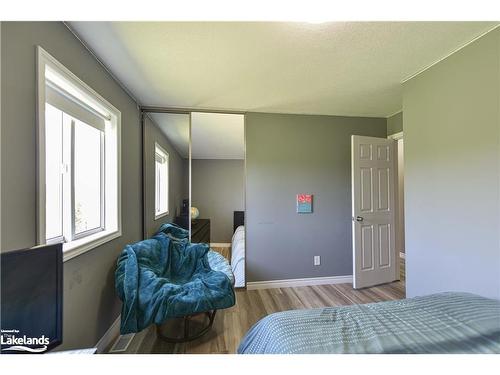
(1, 243, 63, 353)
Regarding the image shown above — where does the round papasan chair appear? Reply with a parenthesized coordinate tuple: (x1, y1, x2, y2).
(115, 223, 235, 342)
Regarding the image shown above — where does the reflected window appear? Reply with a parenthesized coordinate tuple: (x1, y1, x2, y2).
(155, 143, 169, 218)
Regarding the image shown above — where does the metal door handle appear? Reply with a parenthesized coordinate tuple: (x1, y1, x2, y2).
(356, 216, 364, 222)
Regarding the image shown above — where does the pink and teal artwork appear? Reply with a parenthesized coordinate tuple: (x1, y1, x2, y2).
(297, 194, 313, 213)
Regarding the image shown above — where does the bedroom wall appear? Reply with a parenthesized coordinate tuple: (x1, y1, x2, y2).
(387, 111, 403, 135)
(143, 116, 189, 238)
(1, 22, 143, 350)
(245, 112, 386, 282)
(403, 28, 500, 299)
(191, 159, 245, 243)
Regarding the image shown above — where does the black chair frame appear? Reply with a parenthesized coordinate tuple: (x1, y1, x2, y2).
(156, 310, 217, 343)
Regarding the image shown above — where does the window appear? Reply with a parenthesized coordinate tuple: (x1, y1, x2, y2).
(44, 104, 105, 243)
(154, 143, 169, 219)
(37, 47, 121, 261)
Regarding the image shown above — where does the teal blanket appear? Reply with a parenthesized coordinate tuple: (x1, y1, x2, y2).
(115, 224, 235, 334)
(238, 292, 500, 354)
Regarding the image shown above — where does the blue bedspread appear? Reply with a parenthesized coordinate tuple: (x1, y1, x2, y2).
(115, 224, 235, 334)
(238, 292, 500, 354)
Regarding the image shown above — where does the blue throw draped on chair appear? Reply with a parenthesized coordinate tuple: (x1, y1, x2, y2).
(115, 223, 235, 334)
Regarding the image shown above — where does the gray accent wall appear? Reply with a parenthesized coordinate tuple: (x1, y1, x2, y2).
(143, 116, 189, 238)
(1, 22, 142, 350)
(387, 111, 403, 135)
(191, 159, 245, 242)
(245, 112, 386, 282)
(403, 28, 500, 300)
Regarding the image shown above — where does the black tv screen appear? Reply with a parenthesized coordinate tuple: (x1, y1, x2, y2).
(1, 244, 63, 353)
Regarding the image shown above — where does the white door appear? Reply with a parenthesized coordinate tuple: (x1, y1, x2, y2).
(351, 135, 398, 289)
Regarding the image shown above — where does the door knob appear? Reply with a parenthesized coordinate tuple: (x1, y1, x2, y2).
(356, 216, 364, 222)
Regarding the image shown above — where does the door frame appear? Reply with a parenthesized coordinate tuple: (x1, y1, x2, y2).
(387, 131, 403, 141)
(388, 131, 404, 278)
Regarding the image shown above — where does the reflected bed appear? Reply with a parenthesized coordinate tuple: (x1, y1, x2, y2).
(231, 211, 245, 288)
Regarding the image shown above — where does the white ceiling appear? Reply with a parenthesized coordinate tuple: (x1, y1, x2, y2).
(149, 112, 190, 158)
(69, 22, 498, 117)
(191, 112, 244, 159)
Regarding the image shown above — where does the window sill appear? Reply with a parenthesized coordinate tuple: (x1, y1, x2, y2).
(62, 229, 121, 262)
(154, 211, 169, 221)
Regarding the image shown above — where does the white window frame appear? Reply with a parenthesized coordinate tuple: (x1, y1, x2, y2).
(36, 46, 122, 262)
(154, 143, 169, 220)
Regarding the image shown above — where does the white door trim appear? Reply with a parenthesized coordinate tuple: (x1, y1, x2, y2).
(388, 131, 404, 140)
(390, 133, 405, 259)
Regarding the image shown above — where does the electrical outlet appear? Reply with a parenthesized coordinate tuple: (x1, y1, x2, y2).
(314, 256, 321, 266)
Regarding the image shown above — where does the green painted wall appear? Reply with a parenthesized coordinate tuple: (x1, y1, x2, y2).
(245, 112, 386, 282)
(387, 111, 403, 135)
(403, 28, 500, 299)
(1, 22, 143, 349)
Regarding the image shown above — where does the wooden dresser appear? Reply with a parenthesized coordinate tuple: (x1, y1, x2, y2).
(191, 219, 210, 244)
(173, 216, 211, 244)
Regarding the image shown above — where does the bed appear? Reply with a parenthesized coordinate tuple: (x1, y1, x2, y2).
(231, 211, 245, 288)
(237, 292, 500, 354)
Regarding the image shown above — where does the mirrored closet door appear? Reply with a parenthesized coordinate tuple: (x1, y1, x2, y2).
(190, 112, 246, 287)
(142, 111, 190, 238)
(142, 108, 246, 288)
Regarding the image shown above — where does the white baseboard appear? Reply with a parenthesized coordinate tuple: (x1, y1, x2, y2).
(247, 275, 353, 290)
(400, 252, 406, 259)
(95, 315, 122, 354)
(210, 242, 231, 247)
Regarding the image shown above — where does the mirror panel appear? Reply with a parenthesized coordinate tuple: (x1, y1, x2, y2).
(142, 112, 190, 238)
(191, 112, 246, 287)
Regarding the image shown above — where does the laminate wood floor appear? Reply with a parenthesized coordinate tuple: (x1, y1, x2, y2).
(211, 246, 231, 260)
(134, 258, 406, 354)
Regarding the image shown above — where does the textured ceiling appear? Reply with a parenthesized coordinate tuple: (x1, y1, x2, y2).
(149, 113, 190, 158)
(191, 112, 244, 159)
(69, 22, 498, 117)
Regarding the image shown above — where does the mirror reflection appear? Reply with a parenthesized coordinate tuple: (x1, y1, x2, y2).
(191, 112, 246, 287)
(143, 112, 190, 238)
